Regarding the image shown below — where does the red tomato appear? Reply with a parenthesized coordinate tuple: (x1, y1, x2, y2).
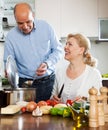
(46, 99, 59, 106)
(52, 100, 58, 106)
(46, 99, 52, 105)
(21, 107, 27, 113)
(66, 100, 73, 105)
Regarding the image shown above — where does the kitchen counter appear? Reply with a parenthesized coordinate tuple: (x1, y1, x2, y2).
(0, 112, 108, 130)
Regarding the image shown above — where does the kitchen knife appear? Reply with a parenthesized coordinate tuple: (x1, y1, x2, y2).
(58, 84, 64, 98)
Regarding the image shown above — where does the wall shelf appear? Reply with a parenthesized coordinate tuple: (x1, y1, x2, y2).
(88, 37, 108, 43)
(95, 40, 108, 43)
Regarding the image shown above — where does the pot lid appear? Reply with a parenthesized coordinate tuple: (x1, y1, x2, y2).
(6, 55, 18, 88)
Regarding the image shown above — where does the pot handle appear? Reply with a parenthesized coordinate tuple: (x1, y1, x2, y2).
(3, 88, 13, 93)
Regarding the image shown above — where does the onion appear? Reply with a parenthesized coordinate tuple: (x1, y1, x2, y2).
(37, 101, 47, 107)
(26, 101, 37, 112)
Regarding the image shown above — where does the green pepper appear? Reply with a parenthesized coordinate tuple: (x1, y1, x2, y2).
(57, 107, 66, 116)
(63, 107, 71, 118)
(50, 107, 59, 116)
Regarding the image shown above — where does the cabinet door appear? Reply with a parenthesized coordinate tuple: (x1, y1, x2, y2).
(61, 0, 98, 37)
(98, 0, 108, 18)
(36, 0, 61, 38)
(36, 0, 98, 38)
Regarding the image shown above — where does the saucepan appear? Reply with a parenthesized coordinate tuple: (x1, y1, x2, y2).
(2, 55, 36, 106)
(4, 88, 36, 105)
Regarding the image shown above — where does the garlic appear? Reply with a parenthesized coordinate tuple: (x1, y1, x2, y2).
(32, 106, 43, 116)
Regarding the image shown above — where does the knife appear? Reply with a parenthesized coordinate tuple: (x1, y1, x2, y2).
(58, 84, 64, 98)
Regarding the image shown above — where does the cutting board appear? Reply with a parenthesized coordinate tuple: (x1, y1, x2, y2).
(1, 105, 21, 114)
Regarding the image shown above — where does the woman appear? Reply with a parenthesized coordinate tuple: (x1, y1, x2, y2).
(51, 33, 102, 103)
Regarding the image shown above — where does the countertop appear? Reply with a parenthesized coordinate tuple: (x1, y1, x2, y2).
(102, 78, 108, 80)
(0, 112, 108, 130)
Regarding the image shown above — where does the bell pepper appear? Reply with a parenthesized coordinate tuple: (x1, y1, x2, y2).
(63, 107, 71, 118)
(50, 107, 59, 116)
(57, 107, 66, 116)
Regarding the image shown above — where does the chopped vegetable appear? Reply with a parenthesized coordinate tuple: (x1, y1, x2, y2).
(46, 99, 58, 106)
(57, 107, 66, 116)
(72, 102, 81, 110)
(40, 106, 52, 114)
(54, 103, 67, 108)
(37, 101, 47, 107)
(2, 78, 10, 85)
(63, 107, 71, 118)
(21, 107, 27, 113)
(26, 101, 37, 112)
(50, 107, 59, 116)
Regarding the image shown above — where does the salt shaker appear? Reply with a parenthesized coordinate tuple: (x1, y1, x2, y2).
(88, 87, 98, 127)
(100, 86, 108, 122)
(97, 95, 105, 126)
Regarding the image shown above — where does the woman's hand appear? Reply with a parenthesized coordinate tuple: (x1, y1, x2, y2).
(52, 95, 61, 102)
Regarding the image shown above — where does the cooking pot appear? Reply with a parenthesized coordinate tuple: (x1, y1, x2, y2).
(2, 88, 36, 106)
(1, 55, 36, 107)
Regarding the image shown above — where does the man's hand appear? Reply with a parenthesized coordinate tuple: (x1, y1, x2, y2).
(36, 62, 48, 76)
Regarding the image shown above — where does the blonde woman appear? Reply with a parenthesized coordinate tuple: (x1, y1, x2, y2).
(51, 33, 102, 103)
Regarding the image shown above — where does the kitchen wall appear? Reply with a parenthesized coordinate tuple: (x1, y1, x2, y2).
(90, 41, 108, 74)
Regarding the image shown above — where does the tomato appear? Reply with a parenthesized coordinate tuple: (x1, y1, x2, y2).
(46, 99, 52, 106)
(21, 107, 27, 113)
(52, 100, 58, 106)
(66, 100, 73, 106)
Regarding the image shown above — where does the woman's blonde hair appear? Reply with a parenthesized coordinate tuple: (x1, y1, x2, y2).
(67, 33, 97, 67)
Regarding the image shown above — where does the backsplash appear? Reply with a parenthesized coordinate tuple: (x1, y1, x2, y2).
(90, 41, 108, 75)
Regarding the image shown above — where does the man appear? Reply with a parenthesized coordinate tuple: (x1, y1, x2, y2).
(3, 3, 63, 102)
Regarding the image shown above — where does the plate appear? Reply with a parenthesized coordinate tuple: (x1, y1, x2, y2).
(6, 55, 18, 88)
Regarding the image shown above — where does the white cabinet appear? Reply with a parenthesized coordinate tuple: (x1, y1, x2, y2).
(35, 0, 61, 38)
(36, 0, 98, 38)
(98, 0, 108, 18)
(60, 0, 98, 37)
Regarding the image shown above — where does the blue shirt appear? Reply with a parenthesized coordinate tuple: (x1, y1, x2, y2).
(4, 19, 63, 79)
